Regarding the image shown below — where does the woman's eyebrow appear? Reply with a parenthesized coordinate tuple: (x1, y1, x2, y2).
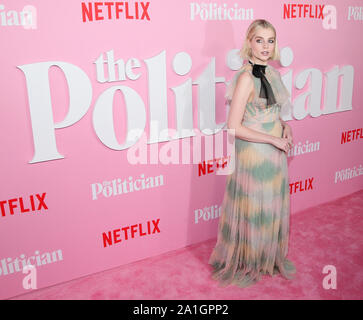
(255, 36, 275, 39)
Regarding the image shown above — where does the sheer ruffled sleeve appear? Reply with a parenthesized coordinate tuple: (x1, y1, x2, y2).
(273, 68, 292, 113)
(225, 69, 245, 104)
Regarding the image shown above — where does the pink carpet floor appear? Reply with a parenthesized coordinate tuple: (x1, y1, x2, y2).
(10, 189, 363, 300)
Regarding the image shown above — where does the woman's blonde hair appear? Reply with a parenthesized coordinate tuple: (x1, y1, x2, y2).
(239, 19, 280, 61)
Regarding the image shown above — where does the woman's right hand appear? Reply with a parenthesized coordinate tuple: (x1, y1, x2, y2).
(271, 137, 292, 153)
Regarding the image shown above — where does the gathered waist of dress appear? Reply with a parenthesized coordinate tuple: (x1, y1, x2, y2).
(242, 118, 281, 125)
(241, 119, 283, 138)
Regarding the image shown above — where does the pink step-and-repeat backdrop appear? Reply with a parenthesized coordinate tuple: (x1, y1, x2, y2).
(0, 0, 362, 299)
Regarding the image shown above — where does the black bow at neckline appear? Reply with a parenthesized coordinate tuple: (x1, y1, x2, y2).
(248, 60, 276, 106)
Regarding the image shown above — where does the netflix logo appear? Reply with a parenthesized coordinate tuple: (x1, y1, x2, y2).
(283, 3, 325, 19)
(81, 1, 150, 22)
(341, 127, 363, 144)
(198, 156, 231, 176)
(0, 193, 48, 218)
(289, 178, 314, 194)
(102, 218, 160, 248)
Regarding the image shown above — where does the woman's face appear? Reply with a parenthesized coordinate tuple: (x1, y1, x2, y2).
(249, 27, 276, 64)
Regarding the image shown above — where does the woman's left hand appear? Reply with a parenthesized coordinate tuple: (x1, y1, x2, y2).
(282, 124, 293, 149)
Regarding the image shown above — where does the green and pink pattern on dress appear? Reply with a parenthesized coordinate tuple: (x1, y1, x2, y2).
(208, 63, 296, 288)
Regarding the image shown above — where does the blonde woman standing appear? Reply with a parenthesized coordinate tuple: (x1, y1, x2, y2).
(209, 19, 296, 288)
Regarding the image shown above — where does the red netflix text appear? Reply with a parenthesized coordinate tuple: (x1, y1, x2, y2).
(283, 4, 325, 19)
(81, 1, 150, 22)
(198, 156, 230, 176)
(102, 218, 160, 247)
(341, 128, 363, 144)
(289, 178, 314, 194)
(0, 193, 48, 218)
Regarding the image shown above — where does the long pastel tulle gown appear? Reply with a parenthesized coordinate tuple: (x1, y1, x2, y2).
(208, 62, 296, 288)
